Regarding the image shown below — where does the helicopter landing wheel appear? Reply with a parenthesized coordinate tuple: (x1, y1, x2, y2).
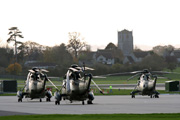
(55, 101, 60, 105)
(18, 98, 22, 102)
(150, 95, 153, 98)
(82, 101, 85, 105)
(155, 95, 159, 98)
(46, 98, 51, 102)
(87, 100, 93, 104)
(131, 95, 135, 98)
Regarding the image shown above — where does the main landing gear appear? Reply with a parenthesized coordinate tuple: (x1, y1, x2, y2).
(46, 98, 51, 102)
(131, 94, 135, 98)
(55, 101, 60, 105)
(82, 100, 93, 105)
(150, 94, 159, 98)
(18, 98, 22, 102)
(87, 100, 93, 104)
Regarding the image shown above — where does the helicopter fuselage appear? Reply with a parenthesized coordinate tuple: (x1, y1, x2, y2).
(26, 79, 46, 98)
(135, 74, 157, 95)
(61, 77, 92, 101)
(22, 72, 51, 99)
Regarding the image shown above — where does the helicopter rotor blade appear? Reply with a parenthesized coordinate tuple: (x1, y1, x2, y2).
(128, 73, 141, 81)
(151, 71, 179, 80)
(40, 69, 49, 73)
(28, 69, 35, 73)
(157, 76, 171, 80)
(47, 78, 60, 92)
(69, 67, 79, 72)
(84, 67, 94, 71)
(151, 71, 175, 74)
(100, 72, 130, 77)
(91, 79, 104, 94)
(93, 76, 106, 79)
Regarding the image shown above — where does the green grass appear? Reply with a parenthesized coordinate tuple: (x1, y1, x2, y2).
(3, 67, 180, 85)
(0, 114, 180, 120)
(0, 93, 16, 96)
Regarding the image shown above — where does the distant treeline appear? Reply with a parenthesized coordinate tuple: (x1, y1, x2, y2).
(0, 39, 179, 77)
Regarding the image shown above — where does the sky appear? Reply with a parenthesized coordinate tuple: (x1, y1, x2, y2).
(0, 0, 180, 51)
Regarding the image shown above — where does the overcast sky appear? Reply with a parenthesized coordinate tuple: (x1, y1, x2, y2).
(0, 0, 180, 51)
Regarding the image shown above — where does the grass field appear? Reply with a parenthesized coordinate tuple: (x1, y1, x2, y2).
(0, 114, 180, 120)
(14, 73, 180, 86)
(2, 67, 180, 85)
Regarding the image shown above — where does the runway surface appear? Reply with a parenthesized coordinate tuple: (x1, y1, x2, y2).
(0, 94, 180, 116)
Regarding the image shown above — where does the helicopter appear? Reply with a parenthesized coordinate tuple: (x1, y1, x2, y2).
(126, 69, 174, 98)
(17, 68, 59, 102)
(53, 64, 104, 105)
(104, 69, 174, 98)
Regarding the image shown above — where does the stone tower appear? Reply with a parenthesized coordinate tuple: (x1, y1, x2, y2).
(117, 29, 133, 56)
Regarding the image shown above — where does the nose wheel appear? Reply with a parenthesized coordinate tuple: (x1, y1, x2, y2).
(87, 100, 93, 104)
(18, 98, 22, 102)
(82, 101, 85, 105)
(154, 95, 159, 98)
(55, 101, 60, 105)
(131, 94, 135, 98)
(46, 98, 51, 102)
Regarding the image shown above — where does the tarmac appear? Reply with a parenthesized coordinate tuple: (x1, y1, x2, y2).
(0, 94, 180, 116)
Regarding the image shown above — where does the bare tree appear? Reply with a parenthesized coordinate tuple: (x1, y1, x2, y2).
(67, 32, 86, 58)
(7, 27, 24, 62)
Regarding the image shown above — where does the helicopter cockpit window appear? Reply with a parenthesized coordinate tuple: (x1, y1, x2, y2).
(40, 73, 46, 80)
(30, 72, 40, 81)
(146, 74, 151, 80)
(142, 75, 148, 81)
(75, 71, 81, 80)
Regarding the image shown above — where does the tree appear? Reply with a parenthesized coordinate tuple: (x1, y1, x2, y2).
(0, 47, 13, 68)
(16, 41, 47, 64)
(6, 62, 22, 75)
(43, 44, 73, 65)
(7, 27, 24, 63)
(43, 44, 73, 76)
(165, 56, 177, 71)
(153, 45, 174, 57)
(140, 54, 166, 71)
(67, 32, 86, 59)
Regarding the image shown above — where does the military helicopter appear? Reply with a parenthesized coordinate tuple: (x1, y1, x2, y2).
(17, 68, 59, 102)
(104, 69, 173, 98)
(126, 69, 173, 98)
(54, 64, 104, 105)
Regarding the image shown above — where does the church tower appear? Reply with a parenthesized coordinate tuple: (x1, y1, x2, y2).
(117, 29, 133, 56)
